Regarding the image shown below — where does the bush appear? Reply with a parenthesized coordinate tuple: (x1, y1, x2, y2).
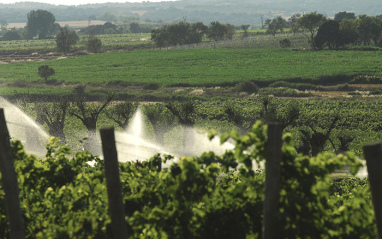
(279, 38, 292, 48)
(2, 29, 21, 41)
(85, 36, 102, 53)
(233, 80, 259, 93)
(369, 89, 382, 95)
(350, 75, 382, 84)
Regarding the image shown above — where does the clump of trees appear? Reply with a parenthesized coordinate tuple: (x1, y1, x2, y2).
(85, 31, 102, 53)
(2, 28, 21, 41)
(25, 9, 57, 39)
(151, 21, 235, 48)
(56, 26, 79, 54)
(314, 14, 382, 49)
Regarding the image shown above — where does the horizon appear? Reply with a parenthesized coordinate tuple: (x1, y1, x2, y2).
(0, 0, 178, 6)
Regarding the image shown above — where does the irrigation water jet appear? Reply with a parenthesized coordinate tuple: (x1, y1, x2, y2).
(0, 97, 49, 155)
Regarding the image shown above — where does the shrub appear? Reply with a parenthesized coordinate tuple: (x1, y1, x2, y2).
(233, 80, 259, 93)
(2, 29, 21, 41)
(279, 38, 292, 48)
(369, 89, 382, 95)
(350, 75, 382, 84)
(86, 35, 102, 53)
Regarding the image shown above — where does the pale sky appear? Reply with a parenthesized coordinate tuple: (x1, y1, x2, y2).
(0, 0, 177, 6)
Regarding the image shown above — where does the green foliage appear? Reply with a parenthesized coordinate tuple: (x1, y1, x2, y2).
(55, 27, 79, 54)
(37, 65, 55, 82)
(265, 16, 287, 36)
(2, 29, 21, 41)
(334, 11, 357, 22)
(350, 75, 382, 84)
(85, 33, 102, 53)
(207, 21, 235, 41)
(151, 22, 208, 47)
(0, 121, 374, 238)
(1, 48, 382, 87)
(279, 38, 291, 48)
(299, 12, 326, 49)
(25, 10, 56, 39)
(233, 80, 259, 94)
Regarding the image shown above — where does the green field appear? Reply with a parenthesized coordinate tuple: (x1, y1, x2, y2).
(0, 48, 381, 89)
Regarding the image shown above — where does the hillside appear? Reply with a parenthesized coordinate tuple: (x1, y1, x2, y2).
(1, 0, 381, 26)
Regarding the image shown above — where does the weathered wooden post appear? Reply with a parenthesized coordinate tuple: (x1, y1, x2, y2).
(100, 127, 128, 239)
(0, 109, 25, 239)
(262, 123, 282, 239)
(364, 142, 382, 239)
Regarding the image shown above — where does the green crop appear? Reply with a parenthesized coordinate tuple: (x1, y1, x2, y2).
(0, 48, 380, 87)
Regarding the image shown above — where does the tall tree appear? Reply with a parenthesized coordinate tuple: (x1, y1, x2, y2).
(266, 16, 287, 36)
(314, 20, 342, 49)
(143, 103, 178, 146)
(288, 13, 301, 35)
(25, 10, 56, 39)
(56, 26, 79, 54)
(166, 101, 197, 155)
(105, 101, 138, 130)
(298, 12, 326, 49)
(70, 86, 114, 152)
(334, 11, 356, 22)
(35, 100, 68, 143)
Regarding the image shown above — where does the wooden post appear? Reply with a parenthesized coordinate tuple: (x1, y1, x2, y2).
(100, 127, 128, 239)
(364, 142, 382, 239)
(0, 109, 25, 239)
(262, 123, 282, 239)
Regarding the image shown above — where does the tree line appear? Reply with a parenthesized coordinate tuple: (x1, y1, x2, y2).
(266, 11, 382, 49)
(151, 21, 235, 48)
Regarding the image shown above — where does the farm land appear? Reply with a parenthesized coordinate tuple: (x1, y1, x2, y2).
(2, 16, 382, 238)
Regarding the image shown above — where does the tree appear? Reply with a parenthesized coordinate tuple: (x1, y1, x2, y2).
(207, 21, 228, 41)
(241, 24, 250, 38)
(151, 22, 207, 47)
(129, 22, 140, 33)
(334, 11, 356, 22)
(266, 16, 287, 36)
(70, 86, 114, 153)
(37, 65, 55, 82)
(339, 19, 359, 45)
(357, 15, 380, 45)
(2, 28, 20, 41)
(166, 101, 197, 155)
(86, 31, 102, 53)
(56, 26, 79, 54)
(299, 12, 326, 49)
(288, 13, 301, 34)
(35, 100, 68, 143)
(143, 103, 178, 146)
(0, 19, 8, 32)
(314, 20, 342, 49)
(25, 10, 56, 39)
(151, 28, 168, 48)
(105, 101, 139, 130)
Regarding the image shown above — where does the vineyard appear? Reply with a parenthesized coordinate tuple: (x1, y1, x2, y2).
(0, 119, 376, 238)
(1, 17, 382, 239)
(0, 33, 152, 55)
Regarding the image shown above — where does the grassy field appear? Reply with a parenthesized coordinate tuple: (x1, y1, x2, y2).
(0, 48, 381, 89)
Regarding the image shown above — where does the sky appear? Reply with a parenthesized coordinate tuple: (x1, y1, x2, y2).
(0, 0, 177, 6)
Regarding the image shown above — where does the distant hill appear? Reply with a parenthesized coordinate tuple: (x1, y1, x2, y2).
(1, 0, 381, 26)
